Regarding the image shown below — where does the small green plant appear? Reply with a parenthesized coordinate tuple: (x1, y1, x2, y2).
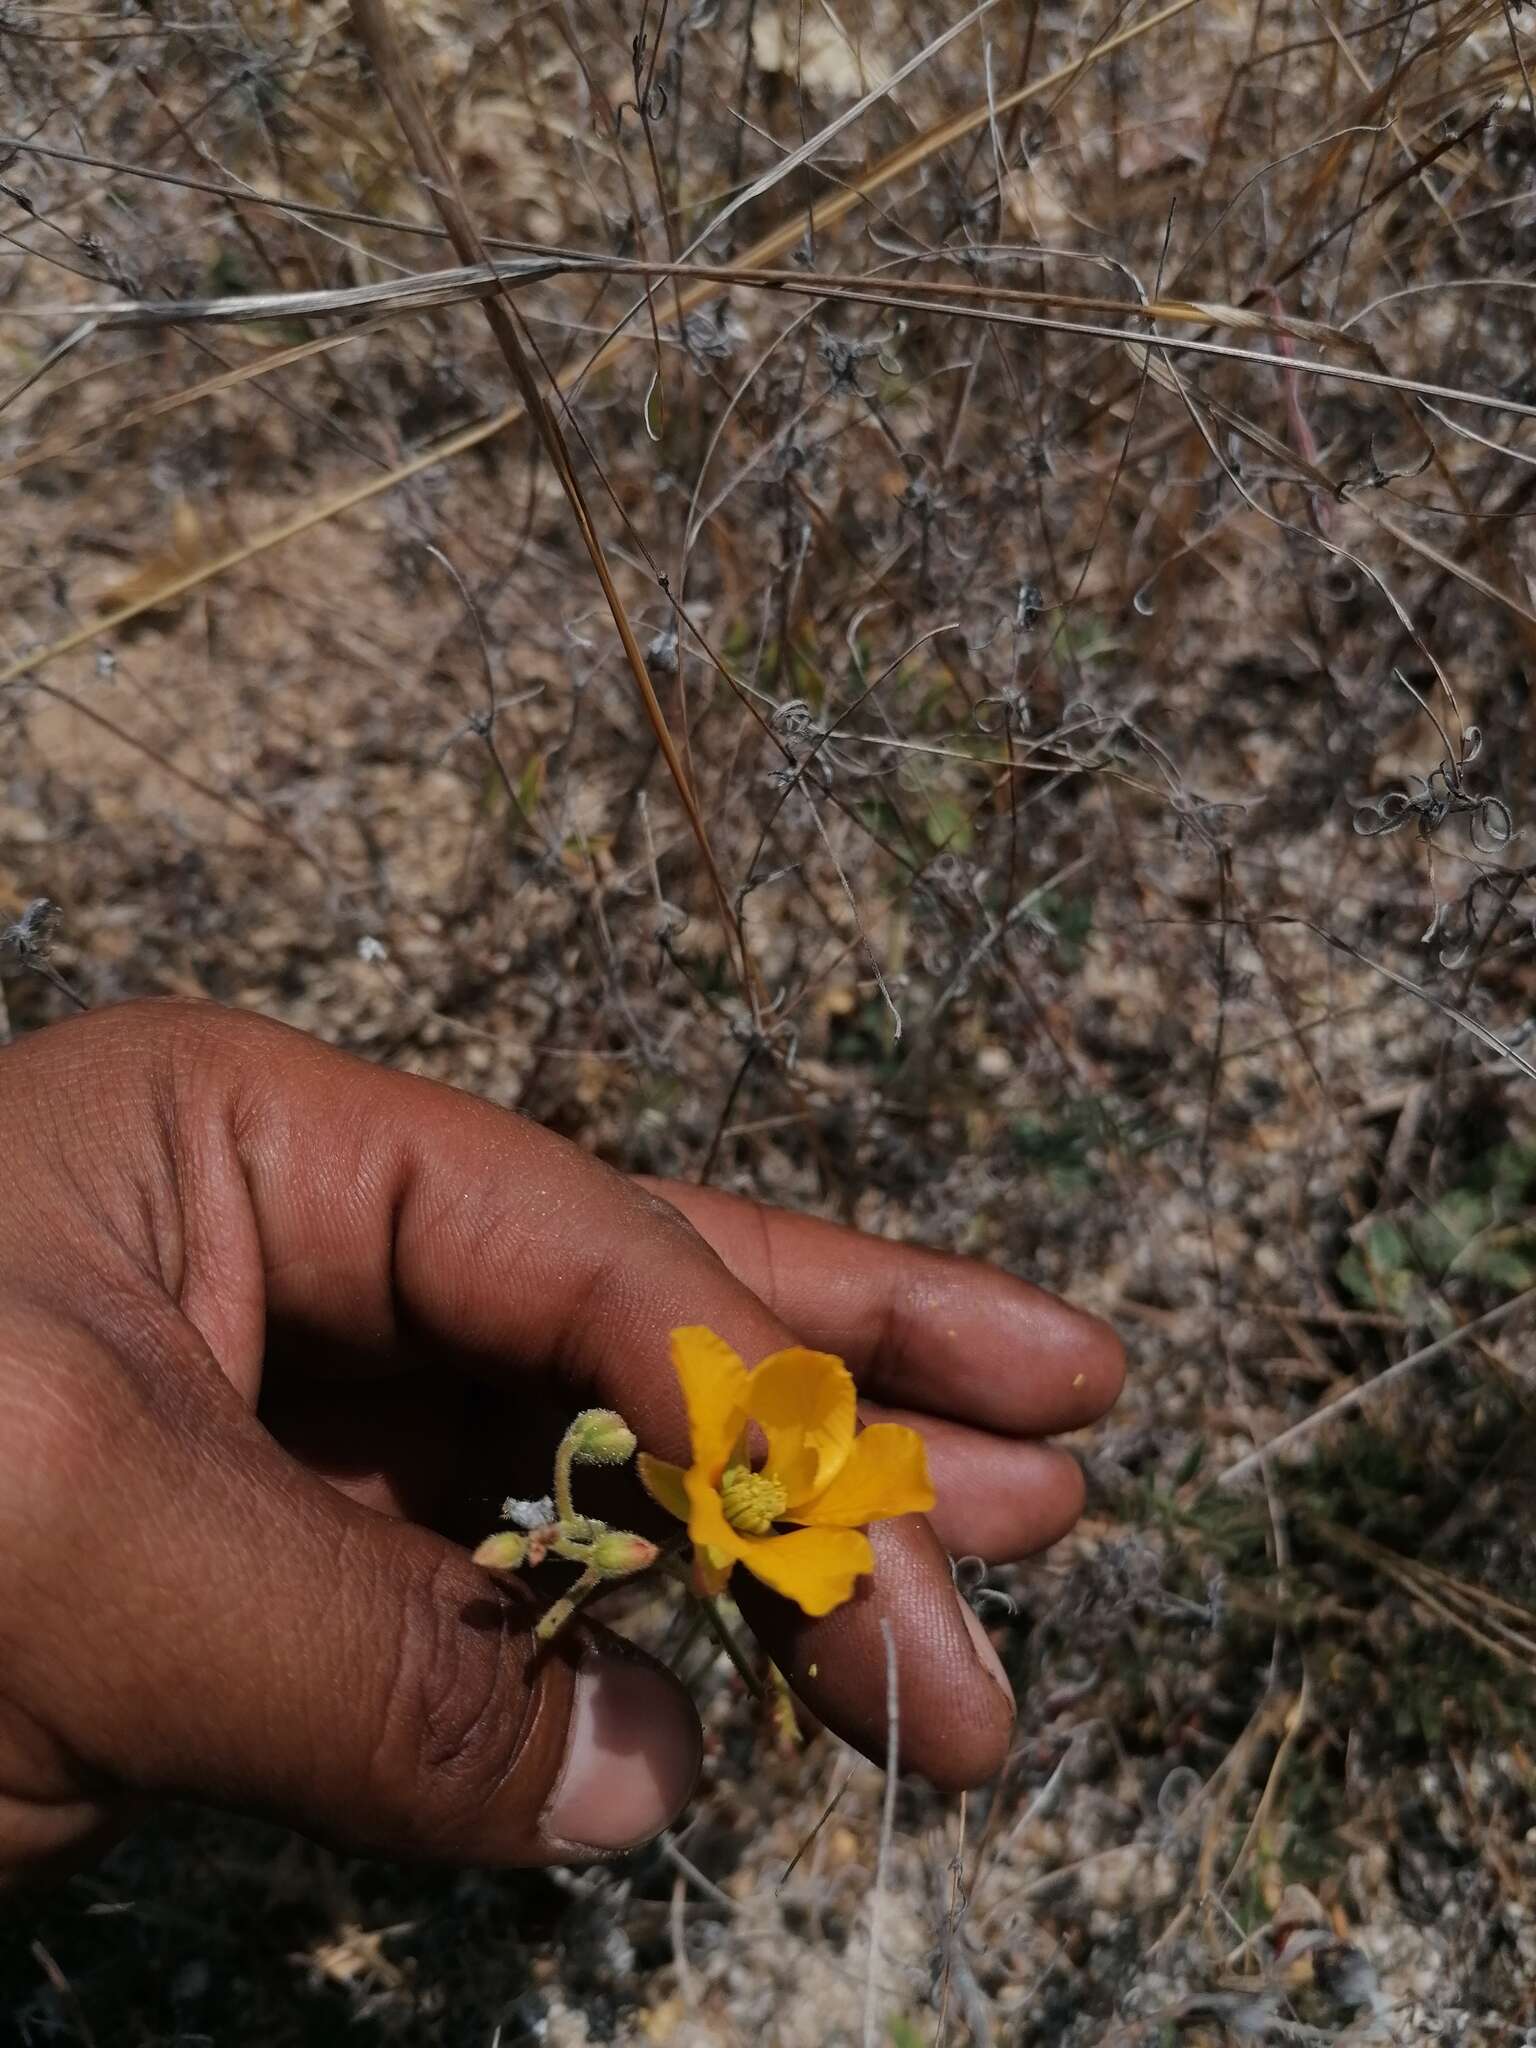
(1009, 1095, 1173, 1191)
(1033, 887, 1095, 969)
(1337, 1141, 1536, 1317)
(923, 792, 973, 852)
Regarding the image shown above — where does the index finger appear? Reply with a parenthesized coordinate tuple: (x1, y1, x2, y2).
(641, 1180, 1125, 1436)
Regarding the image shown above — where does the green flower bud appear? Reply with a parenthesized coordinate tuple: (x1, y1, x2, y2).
(588, 1530, 659, 1576)
(472, 1532, 529, 1572)
(563, 1409, 638, 1466)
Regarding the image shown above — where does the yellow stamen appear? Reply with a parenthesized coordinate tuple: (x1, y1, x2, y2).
(720, 1464, 788, 1536)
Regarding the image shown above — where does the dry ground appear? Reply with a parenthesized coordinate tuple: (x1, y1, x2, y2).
(4, 0, 1536, 2038)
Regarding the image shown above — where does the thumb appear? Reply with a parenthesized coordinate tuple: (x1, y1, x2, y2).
(21, 1346, 700, 1865)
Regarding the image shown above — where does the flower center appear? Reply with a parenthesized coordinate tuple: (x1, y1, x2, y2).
(720, 1465, 788, 1536)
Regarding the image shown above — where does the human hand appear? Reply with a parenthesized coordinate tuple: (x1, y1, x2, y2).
(0, 1000, 1122, 1883)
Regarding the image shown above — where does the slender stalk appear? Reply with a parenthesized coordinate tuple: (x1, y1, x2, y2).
(534, 1567, 604, 1643)
(346, 0, 749, 995)
(551, 1435, 578, 1526)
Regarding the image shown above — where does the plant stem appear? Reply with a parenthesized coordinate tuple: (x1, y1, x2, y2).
(534, 1567, 604, 1643)
(552, 1433, 578, 1525)
(663, 1570, 761, 1697)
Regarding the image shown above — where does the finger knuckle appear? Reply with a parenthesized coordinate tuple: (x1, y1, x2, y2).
(561, 1188, 720, 1352)
(0, 1327, 119, 1564)
(365, 1549, 532, 1852)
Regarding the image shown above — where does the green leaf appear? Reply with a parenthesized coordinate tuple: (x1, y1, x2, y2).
(1463, 1238, 1536, 1292)
(1337, 1222, 1419, 1314)
(925, 796, 973, 852)
(516, 753, 545, 819)
(925, 786, 974, 843)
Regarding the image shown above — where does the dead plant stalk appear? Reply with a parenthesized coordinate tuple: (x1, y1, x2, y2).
(345, 0, 747, 989)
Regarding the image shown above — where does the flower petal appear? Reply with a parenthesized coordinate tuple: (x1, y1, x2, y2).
(682, 1452, 749, 1566)
(793, 1422, 936, 1527)
(735, 1524, 874, 1617)
(693, 1545, 734, 1599)
(636, 1453, 690, 1523)
(672, 1325, 751, 1482)
(746, 1346, 857, 1507)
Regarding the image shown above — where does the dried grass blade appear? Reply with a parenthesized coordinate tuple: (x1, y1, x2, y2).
(349, 0, 744, 971)
(0, 0, 1203, 688)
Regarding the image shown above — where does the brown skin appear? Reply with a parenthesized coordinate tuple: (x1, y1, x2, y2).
(0, 1000, 1124, 1885)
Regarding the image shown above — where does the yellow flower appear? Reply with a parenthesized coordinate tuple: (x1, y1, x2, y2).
(637, 1326, 936, 1617)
